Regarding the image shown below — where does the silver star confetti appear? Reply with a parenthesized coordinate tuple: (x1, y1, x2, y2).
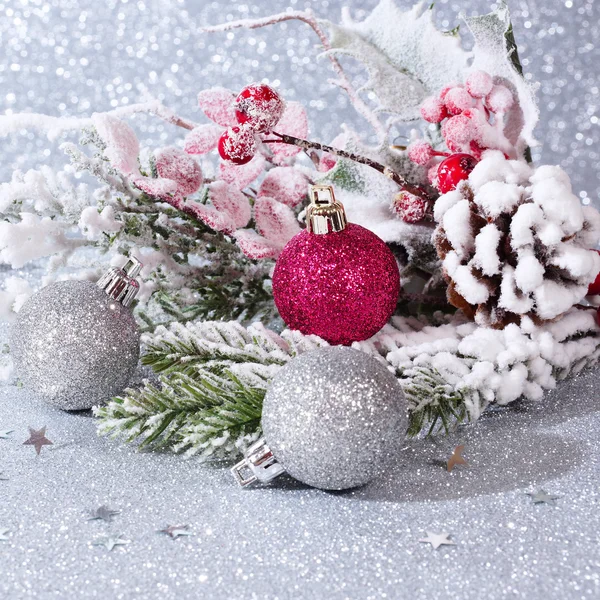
(159, 525, 192, 539)
(23, 427, 53, 455)
(0, 429, 13, 439)
(419, 532, 456, 550)
(88, 506, 121, 523)
(527, 489, 560, 504)
(0, 528, 10, 541)
(0, 472, 8, 481)
(93, 535, 129, 551)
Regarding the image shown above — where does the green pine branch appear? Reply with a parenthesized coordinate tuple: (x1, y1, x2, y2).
(94, 370, 264, 460)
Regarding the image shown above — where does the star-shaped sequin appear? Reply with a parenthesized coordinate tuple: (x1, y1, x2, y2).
(527, 489, 560, 504)
(159, 525, 192, 539)
(89, 506, 120, 523)
(0, 430, 14, 439)
(447, 445, 468, 472)
(93, 535, 129, 551)
(419, 532, 455, 550)
(23, 427, 53, 455)
(0, 528, 10, 541)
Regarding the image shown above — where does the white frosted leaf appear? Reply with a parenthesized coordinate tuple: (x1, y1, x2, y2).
(254, 196, 301, 247)
(184, 124, 223, 155)
(218, 154, 265, 190)
(322, 1, 468, 119)
(197, 87, 236, 127)
(92, 113, 140, 175)
(207, 180, 251, 229)
(234, 229, 282, 260)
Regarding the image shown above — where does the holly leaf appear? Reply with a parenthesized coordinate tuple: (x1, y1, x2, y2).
(321, 1, 468, 120)
(463, 1, 539, 152)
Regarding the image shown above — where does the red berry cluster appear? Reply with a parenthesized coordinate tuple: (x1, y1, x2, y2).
(408, 70, 516, 193)
(218, 83, 285, 165)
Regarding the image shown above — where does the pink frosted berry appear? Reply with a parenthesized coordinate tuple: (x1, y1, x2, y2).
(408, 141, 435, 165)
(486, 85, 514, 113)
(444, 87, 473, 116)
(421, 96, 448, 123)
(218, 125, 257, 165)
(465, 71, 494, 99)
(392, 192, 428, 224)
(442, 114, 476, 150)
(234, 83, 285, 133)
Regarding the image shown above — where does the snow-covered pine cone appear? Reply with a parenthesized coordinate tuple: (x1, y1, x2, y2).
(433, 151, 600, 329)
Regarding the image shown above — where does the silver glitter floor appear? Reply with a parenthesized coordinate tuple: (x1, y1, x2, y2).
(1, 314, 600, 599)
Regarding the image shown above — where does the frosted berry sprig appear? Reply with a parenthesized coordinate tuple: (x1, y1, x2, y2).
(217, 83, 429, 201)
(409, 70, 517, 192)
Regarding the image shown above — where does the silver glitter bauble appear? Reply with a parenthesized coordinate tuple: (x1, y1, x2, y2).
(11, 262, 141, 411)
(259, 347, 407, 490)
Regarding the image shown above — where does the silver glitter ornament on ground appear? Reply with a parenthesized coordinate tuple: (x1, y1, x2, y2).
(232, 347, 407, 490)
(11, 258, 142, 411)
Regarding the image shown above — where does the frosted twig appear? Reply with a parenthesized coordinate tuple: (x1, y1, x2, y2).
(0, 101, 196, 141)
(203, 9, 387, 142)
(266, 131, 429, 199)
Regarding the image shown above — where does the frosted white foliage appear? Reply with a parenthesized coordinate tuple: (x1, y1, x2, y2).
(464, 2, 539, 154)
(0, 277, 33, 321)
(91, 113, 140, 175)
(323, 1, 468, 120)
(436, 152, 600, 328)
(371, 307, 600, 419)
(78, 206, 122, 241)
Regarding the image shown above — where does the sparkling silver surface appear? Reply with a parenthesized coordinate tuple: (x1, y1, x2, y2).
(10, 280, 140, 410)
(0, 0, 598, 209)
(262, 347, 407, 490)
(1, 316, 600, 598)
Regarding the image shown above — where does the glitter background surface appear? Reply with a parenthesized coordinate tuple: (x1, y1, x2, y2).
(2, 0, 600, 597)
(0, 0, 598, 208)
(1, 317, 600, 599)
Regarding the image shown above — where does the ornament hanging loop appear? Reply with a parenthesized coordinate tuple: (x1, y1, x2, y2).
(97, 256, 143, 308)
(231, 438, 285, 487)
(306, 185, 348, 234)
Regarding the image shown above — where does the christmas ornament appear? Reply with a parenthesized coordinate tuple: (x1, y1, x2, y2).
(272, 185, 401, 345)
(217, 125, 256, 165)
(11, 258, 142, 411)
(232, 347, 407, 491)
(436, 153, 478, 193)
(434, 151, 600, 328)
(234, 83, 284, 133)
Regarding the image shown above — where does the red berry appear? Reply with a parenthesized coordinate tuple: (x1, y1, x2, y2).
(234, 83, 284, 133)
(392, 192, 428, 223)
(436, 154, 478, 194)
(218, 125, 256, 165)
(442, 114, 476, 151)
(588, 250, 600, 295)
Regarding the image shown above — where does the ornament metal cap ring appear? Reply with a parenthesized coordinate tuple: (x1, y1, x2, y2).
(96, 256, 143, 308)
(306, 185, 348, 234)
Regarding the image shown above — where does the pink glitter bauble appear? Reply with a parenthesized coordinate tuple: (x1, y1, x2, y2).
(272, 224, 401, 345)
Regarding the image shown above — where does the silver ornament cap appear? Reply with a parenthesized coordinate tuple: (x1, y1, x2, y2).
(232, 347, 407, 490)
(96, 257, 142, 307)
